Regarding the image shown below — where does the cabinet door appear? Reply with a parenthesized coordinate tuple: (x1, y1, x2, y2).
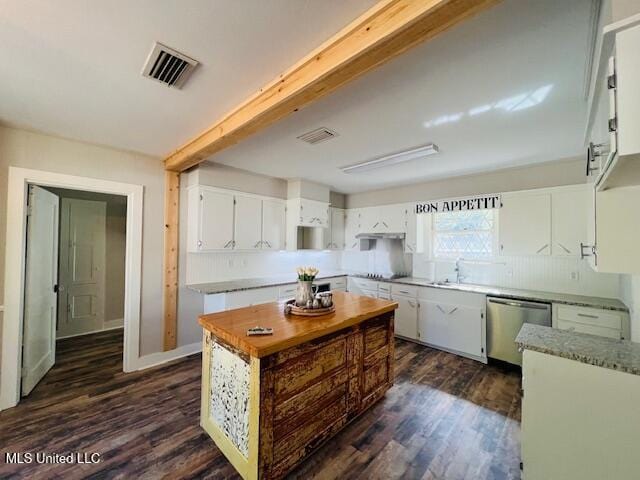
(300, 199, 329, 227)
(360, 207, 380, 232)
(418, 300, 448, 348)
(381, 205, 404, 232)
(499, 192, 551, 255)
(234, 195, 263, 250)
(262, 200, 286, 250)
(330, 208, 345, 249)
(552, 188, 587, 256)
(404, 206, 419, 253)
(393, 295, 418, 339)
(447, 306, 483, 357)
(200, 189, 235, 251)
(344, 209, 361, 251)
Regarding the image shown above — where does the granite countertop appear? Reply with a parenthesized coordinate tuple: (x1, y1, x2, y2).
(187, 271, 349, 295)
(516, 323, 640, 376)
(187, 273, 628, 312)
(383, 278, 629, 312)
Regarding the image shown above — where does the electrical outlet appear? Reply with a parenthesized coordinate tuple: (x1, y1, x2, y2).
(570, 271, 579, 281)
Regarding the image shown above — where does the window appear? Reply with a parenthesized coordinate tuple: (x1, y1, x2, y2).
(432, 209, 495, 259)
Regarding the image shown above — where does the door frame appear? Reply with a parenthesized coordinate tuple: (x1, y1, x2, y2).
(1, 167, 143, 410)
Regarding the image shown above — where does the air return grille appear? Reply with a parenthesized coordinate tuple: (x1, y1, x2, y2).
(142, 43, 199, 89)
(296, 127, 339, 145)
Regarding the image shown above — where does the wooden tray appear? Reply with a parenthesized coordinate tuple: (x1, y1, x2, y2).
(284, 299, 335, 317)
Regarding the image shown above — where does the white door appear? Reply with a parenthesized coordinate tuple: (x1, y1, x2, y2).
(234, 195, 262, 250)
(447, 305, 483, 357)
(499, 192, 551, 256)
(57, 198, 106, 339)
(393, 295, 418, 339)
(552, 188, 588, 256)
(330, 208, 345, 250)
(200, 190, 234, 250)
(262, 200, 286, 250)
(418, 300, 449, 348)
(22, 186, 59, 396)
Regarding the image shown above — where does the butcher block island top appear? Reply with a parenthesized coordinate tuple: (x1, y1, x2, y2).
(198, 291, 398, 358)
(198, 291, 398, 480)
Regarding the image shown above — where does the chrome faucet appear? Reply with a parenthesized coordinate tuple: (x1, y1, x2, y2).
(454, 257, 466, 284)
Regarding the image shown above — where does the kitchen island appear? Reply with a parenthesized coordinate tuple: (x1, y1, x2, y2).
(198, 291, 398, 480)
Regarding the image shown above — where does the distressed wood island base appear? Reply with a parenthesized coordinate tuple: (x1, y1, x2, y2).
(198, 291, 398, 479)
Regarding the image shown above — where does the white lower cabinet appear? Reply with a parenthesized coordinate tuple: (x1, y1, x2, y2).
(417, 288, 486, 361)
(552, 303, 629, 340)
(391, 292, 420, 338)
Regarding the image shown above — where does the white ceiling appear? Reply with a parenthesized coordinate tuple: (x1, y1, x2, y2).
(0, 0, 593, 194)
(0, 0, 378, 155)
(210, 0, 594, 193)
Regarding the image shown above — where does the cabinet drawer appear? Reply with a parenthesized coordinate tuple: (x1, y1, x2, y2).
(557, 319, 621, 339)
(273, 338, 347, 400)
(278, 284, 297, 299)
(353, 278, 378, 291)
(391, 284, 418, 297)
(363, 358, 389, 395)
(378, 282, 391, 293)
(331, 278, 347, 289)
(556, 305, 622, 330)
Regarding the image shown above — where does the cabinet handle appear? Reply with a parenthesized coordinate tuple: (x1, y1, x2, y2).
(608, 117, 617, 133)
(449, 307, 458, 315)
(406, 244, 414, 252)
(265, 240, 272, 248)
(577, 313, 599, 319)
(536, 244, 549, 254)
(373, 222, 379, 228)
(580, 243, 595, 259)
(436, 305, 446, 314)
(399, 290, 409, 294)
(382, 222, 389, 228)
(408, 300, 416, 308)
(254, 241, 261, 248)
(557, 243, 571, 254)
(223, 240, 232, 248)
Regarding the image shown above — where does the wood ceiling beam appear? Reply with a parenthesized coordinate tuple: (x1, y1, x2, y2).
(164, 0, 501, 172)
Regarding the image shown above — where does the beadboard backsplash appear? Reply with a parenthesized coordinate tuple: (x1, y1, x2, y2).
(342, 251, 621, 298)
(186, 250, 342, 285)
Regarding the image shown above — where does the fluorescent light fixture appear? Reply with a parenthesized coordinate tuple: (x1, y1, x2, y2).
(340, 143, 439, 174)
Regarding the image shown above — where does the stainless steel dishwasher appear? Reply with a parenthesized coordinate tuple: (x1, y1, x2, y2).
(486, 297, 551, 366)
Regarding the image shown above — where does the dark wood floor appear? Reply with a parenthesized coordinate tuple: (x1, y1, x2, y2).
(0, 329, 522, 479)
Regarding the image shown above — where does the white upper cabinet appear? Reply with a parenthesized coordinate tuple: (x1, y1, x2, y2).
(188, 186, 286, 252)
(329, 207, 345, 250)
(551, 186, 588, 256)
(360, 205, 404, 233)
(344, 209, 361, 251)
(499, 192, 551, 256)
(189, 188, 235, 252)
(403, 204, 425, 254)
(293, 198, 329, 228)
(262, 200, 286, 250)
(234, 195, 263, 250)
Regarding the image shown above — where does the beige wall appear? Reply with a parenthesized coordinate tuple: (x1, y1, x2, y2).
(194, 162, 287, 198)
(612, 0, 640, 21)
(0, 126, 198, 356)
(346, 157, 586, 208)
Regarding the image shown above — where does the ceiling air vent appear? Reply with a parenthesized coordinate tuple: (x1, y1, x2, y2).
(142, 42, 199, 89)
(297, 127, 339, 145)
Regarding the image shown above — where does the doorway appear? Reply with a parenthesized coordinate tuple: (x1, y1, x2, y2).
(1, 167, 144, 410)
(21, 186, 128, 396)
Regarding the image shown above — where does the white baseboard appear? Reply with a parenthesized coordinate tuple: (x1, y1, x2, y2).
(56, 325, 124, 340)
(134, 341, 202, 370)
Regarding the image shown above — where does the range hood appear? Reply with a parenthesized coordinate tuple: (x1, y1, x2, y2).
(355, 232, 406, 240)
